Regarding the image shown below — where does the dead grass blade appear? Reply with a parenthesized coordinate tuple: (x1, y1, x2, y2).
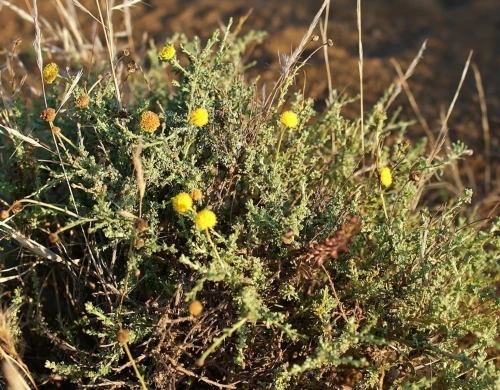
(471, 63, 491, 193)
(0, 124, 44, 148)
(0, 221, 64, 263)
(132, 140, 145, 218)
(428, 51, 473, 164)
(57, 69, 84, 113)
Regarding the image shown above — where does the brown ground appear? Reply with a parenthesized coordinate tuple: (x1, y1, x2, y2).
(2, 0, 500, 207)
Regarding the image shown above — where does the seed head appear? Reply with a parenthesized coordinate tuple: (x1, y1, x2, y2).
(0, 210, 9, 220)
(11, 202, 23, 214)
(40, 108, 56, 122)
(134, 218, 149, 233)
(312, 35, 320, 42)
(116, 329, 130, 344)
(127, 60, 138, 74)
(48, 233, 59, 244)
(51, 126, 61, 135)
(280, 111, 299, 128)
(195, 209, 217, 230)
(191, 188, 203, 202)
(189, 300, 203, 317)
(42, 63, 59, 84)
(190, 108, 209, 127)
(123, 48, 131, 56)
(139, 110, 160, 133)
(409, 171, 422, 183)
(172, 192, 193, 214)
(158, 45, 176, 61)
(134, 238, 145, 249)
(379, 167, 392, 188)
(75, 94, 90, 109)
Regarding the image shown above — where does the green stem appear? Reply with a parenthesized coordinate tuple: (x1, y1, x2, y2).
(121, 341, 147, 390)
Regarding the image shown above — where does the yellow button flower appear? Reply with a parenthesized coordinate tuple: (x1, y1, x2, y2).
(43, 63, 59, 84)
(172, 192, 193, 214)
(280, 111, 298, 128)
(158, 45, 176, 61)
(379, 167, 392, 187)
(139, 110, 160, 133)
(195, 209, 217, 230)
(190, 108, 209, 127)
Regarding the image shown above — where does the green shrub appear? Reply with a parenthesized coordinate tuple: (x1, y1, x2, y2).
(0, 4, 499, 390)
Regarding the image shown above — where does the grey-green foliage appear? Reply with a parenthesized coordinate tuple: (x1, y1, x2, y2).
(0, 18, 499, 390)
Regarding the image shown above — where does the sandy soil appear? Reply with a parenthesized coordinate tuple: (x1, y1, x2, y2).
(1, 0, 500, 202)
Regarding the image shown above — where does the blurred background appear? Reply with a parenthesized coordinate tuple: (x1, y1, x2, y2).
(1, 0, 500, 207)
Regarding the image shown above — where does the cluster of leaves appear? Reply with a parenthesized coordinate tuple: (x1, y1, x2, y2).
(0, 14, 499, 390)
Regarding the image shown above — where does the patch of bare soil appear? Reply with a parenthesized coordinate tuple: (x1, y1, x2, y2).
(1, 0, 500, 205)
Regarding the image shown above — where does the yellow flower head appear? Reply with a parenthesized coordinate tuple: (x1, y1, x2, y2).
(379, 167, 392, 187)
(43, 63, 59, 84)
(280, 111, 298, 128)
(195, 209, 217, 230)
(158, 45, 176, 61)
(172, 192, 193, 214)
(139, 110, 160, 133)
(190, 108, 209, 127)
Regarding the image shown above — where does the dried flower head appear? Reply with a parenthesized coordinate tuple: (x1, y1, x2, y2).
(158, 45, 176, 61)
(51, 126, 61, 135)
(280, 111, 298, 128)
(134, 238, 145, 249)
(312, 35, 320, 42)
(127, 60, 138, 74)
(75, 94, 90, 109)
(123, 48, 131, 56)
(189, 300, 203, 317)
(190, 108, 209, 127)
(48, 233, 59, 244)
(139, 110, 160, 133)
(191, 188, 203, 202)
(172, 192, 193, 214)
(40, 108, 56, 122)
(134, 218, 149, 233)
(380, 167, 392, 188)
(409, 171, 422, 183)
(195, 209, 217, 230)
(42, 63, 59, 84)
(116, 329, 130, 344)
(0, 210, 9, 220)
(11, 202, 23, 214)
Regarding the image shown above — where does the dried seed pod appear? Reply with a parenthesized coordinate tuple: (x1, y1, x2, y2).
(127, 60, 138, 74)
(134, 218, 148, 233)
(48, 233, 59, 243)
(51, 126, 61, 135)
(0, 210, 9, 219)
(75, 94, 90, 108)
(134, 238, 145, 249)
(189, 300, 203, 317)
(409, 171, 422, 182)
(40, 108, 56, 122)
(116, 329, 130, 344)
(191, 188, 203, 202)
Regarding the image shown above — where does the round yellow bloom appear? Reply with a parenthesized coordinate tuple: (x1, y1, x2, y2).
(43, 63, 59, 84)
(379, 167, 392, 187)
(188, 300, 203, 316)
(190, 108, 209, 127)
(172, 192, 193, 214)
(158, 45, 176, 61)
(280, 111, 298, 128)
(195, 209, 217, 230)
(139, 110, 160, 133)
